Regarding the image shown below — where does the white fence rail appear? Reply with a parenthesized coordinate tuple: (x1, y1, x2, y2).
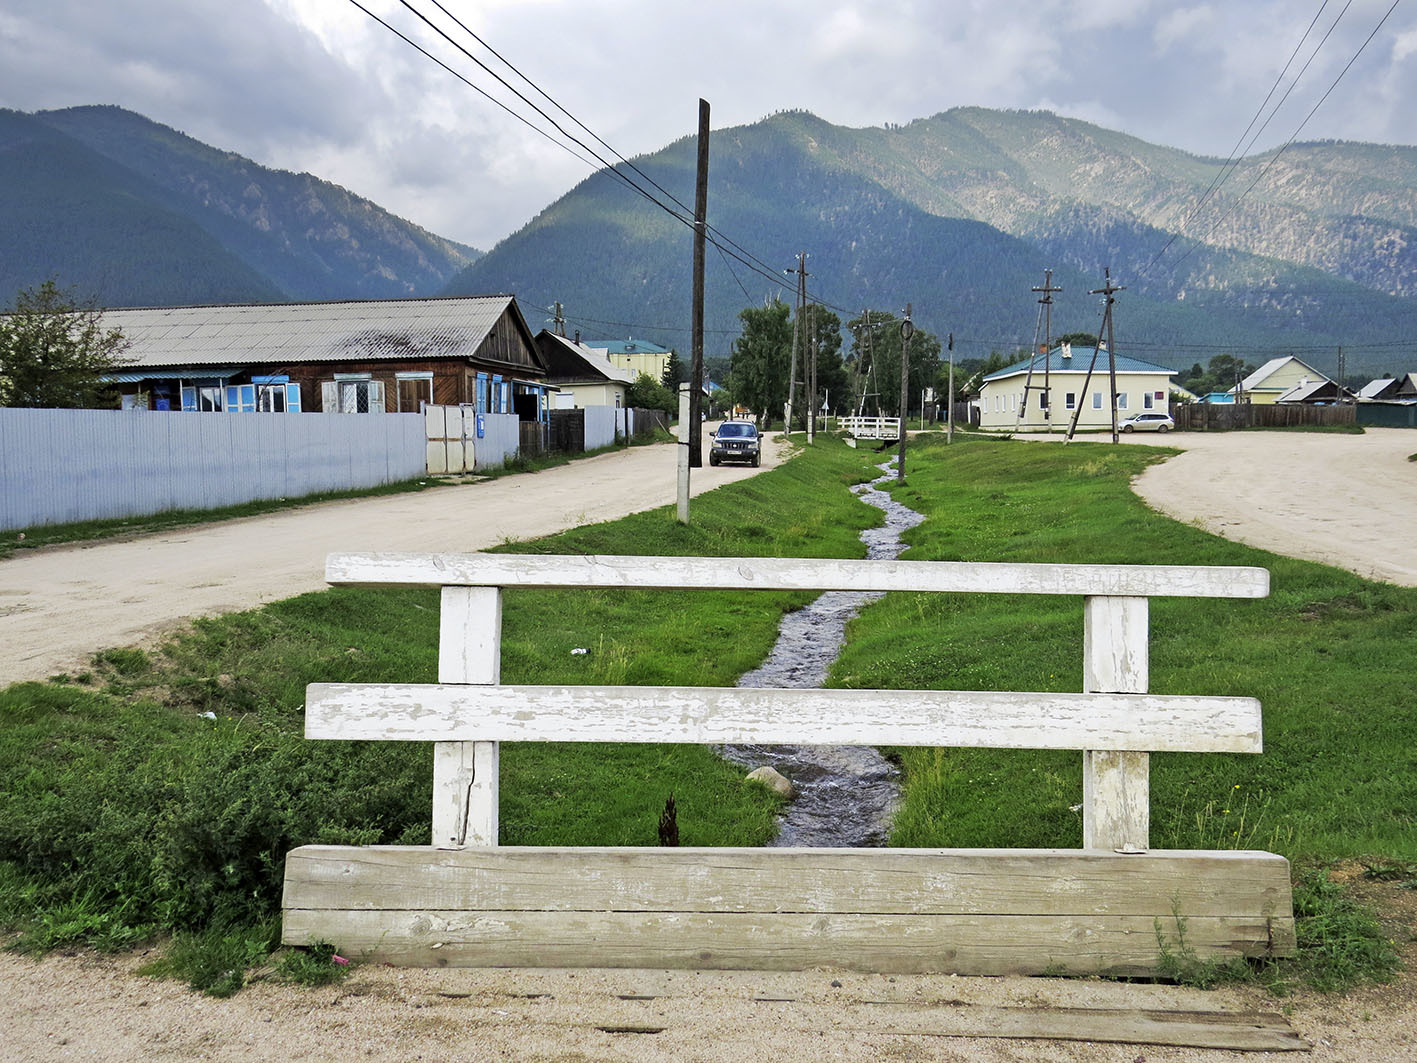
(282, 552, 1295, 975)
(0, 408, 426, 531)
(839, 415, 902, 440)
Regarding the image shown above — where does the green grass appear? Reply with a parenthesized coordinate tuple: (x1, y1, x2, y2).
(0, 476, 453, 561)
(3, 432, 1411, 995)
(0, 437, 882, 992)
(831, 434, 1417, 864)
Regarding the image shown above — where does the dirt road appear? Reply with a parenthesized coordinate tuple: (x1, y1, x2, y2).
(1126, 428, 1417, 586)
(0, 434, 787, 685)
(1019, 427, 1417, 587)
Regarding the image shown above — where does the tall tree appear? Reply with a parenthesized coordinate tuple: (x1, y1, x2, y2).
(847, 310, 941, 417)
(806, 306, 848, 416)
(660, 349, 687, 389)
(0, 280, 129, 408)
(729, 300, 792, 425)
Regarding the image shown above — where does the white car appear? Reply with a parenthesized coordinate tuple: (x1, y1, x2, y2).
(1119, 412, 1174, 433)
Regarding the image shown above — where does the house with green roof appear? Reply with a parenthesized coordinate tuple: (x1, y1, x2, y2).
(978, 343, 1177, 432)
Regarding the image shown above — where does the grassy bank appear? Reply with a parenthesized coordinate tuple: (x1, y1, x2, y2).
(0, 439, 883, 988)
(832, 434, 1415, 864)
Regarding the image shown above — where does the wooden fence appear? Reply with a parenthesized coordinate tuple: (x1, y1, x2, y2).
(282, 553, 1295, 976)
(1174, 403, 1356, 431)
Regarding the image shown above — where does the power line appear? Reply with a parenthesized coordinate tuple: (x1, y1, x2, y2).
(1161, 0, 1400, 276)
(1140, 0, 1337, 278)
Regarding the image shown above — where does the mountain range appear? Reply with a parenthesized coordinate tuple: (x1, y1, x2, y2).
(4, 104, 1416, 379)
(0, 105, 479, 307)
(448, 108, 1417, 379)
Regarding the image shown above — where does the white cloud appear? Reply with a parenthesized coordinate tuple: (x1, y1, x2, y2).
(2, 0, 1414, 247)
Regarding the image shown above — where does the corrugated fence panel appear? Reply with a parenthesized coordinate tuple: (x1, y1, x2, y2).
(0, 409, 426, 531)
(473, 413, 521, 471)
(583, 406, 618, 450)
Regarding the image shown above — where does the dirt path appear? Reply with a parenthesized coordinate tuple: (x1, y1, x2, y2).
(1038, 427, 1417, 587)
(0, 434, 787, 685)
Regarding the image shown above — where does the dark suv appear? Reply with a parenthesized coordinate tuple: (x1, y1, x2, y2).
(709, 421, 761, 466)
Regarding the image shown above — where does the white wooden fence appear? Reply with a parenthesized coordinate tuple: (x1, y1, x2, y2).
(839, 414, 902, 440)
(282, 553, 1295, 975)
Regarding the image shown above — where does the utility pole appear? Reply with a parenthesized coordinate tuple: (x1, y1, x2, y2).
(1093, 269, 1125, 444)
(688, 98, 709, 467)
(552, 301, 566, 337)
(1065, 270, 1125, 443)
(784, 253, 807, 433)
(898, 304, 914, 482)
(806, 304, 818, 443)
(1032, 270, 1062, 430)
(946, 332, 955, 444)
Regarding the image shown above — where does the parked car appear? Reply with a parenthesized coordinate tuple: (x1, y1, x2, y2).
(709, 421, 761, 466)
(1119, 412, 1174, 433)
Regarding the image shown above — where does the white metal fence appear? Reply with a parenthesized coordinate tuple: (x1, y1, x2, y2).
(423, 407, 521, 474)
(0, 408, 426, 531)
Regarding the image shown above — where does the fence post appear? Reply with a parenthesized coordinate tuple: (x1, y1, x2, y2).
(1082, 595, 1150, 850)
(433, 585, 502, 847)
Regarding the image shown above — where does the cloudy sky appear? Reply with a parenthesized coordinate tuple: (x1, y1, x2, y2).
(2, 0, 1414, 250)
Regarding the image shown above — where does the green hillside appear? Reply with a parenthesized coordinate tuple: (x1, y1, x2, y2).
(446, 110, 1417, 378)
(0, 110, 284, 306)
(1, 105, 482, 308)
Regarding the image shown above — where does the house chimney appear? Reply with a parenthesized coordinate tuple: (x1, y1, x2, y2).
(1061, 342, 1072, 360)
(574, 330, 580, 344)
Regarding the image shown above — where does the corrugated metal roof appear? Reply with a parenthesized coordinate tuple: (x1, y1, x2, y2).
(983, 345, 1177, 382)
(593, 338, 672, 355)
(540, 331, 636, 385)
(100, 296, 516, 368)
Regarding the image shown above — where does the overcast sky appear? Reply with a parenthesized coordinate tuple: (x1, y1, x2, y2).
(3, 0, 1415, 250)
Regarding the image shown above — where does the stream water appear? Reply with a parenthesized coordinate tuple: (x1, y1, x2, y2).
(720, 459, 926, 847)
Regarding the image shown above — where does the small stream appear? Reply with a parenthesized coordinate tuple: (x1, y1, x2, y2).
(720, 459, 926, 847)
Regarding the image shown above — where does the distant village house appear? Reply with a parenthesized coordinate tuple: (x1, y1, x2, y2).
(977, 343, 1177, 431)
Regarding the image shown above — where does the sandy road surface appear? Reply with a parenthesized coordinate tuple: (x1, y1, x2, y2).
(1025, 427, 1417, 587)
(0, 434, 786, 685)
(1129, 428, 1417, 586)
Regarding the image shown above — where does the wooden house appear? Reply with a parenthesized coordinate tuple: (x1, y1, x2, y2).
(102, 296, 552, 424)
(1232, 356, 1331, 405)
(536, 330, 634, 409)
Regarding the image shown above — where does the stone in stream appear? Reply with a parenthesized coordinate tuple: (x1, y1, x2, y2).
(745, 765, 794, 797)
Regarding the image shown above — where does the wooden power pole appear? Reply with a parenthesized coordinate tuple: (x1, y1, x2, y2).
(688, 99, 709, 467)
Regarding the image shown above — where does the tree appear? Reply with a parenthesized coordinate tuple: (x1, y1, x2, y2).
(805, 306, 848, 417)
(846, 310, 941, 417)
(0, 280, 129, 408)
(660, 349, 687, 390)
(625, 371, 676, 416)
(1057, 332, 1099, 349)
(729, 299, 792, 425)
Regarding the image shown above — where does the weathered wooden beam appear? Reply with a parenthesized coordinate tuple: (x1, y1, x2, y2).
(432, 586, 500, 848)
(281, 907, 1291, 975)
(305, 683, 1263, 753)
(325, 552, 1270, 599)
(1083, 596, 1151, 851)
(283, 846, 1296, 920)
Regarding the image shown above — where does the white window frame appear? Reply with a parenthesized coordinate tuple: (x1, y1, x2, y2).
(1116, 392, 1128, 410)
(1092, 392, 1104, 410)
(1065, 392, 1076, 410)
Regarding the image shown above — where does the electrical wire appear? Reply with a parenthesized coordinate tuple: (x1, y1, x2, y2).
(1139, 0, 1336, 278)
(1159, 0, 1400, 277)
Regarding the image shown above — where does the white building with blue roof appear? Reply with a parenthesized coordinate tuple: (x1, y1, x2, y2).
(978, 343, 1178, 432)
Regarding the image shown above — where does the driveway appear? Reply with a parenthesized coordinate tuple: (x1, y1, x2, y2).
(0, 433, 789, 685)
